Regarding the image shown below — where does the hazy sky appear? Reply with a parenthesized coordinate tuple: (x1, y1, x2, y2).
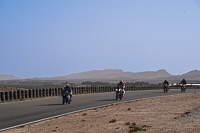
(1, 0, 200, 78)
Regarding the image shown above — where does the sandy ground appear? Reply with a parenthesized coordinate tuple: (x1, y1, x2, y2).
(0, 86, 27, 92)
(1, 92, 200, 133)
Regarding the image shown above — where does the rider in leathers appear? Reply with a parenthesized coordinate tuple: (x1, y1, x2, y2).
(180, 78, 187, 91)
(163, 80, 169, 91)
(117, 80, 125, 96)
(180, 78, 187, 85)
(163, 80, 169, 85)
(62, 84, 72, 100)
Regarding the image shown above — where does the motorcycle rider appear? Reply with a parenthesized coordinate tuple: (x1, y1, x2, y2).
(62, 84, 72, 100)
(163, 80, 169, 91)
(117, 80, 125, 96)
(163, 80, 169, 85)
(180, 78, 187, 92)
(180, 78, 187, 85)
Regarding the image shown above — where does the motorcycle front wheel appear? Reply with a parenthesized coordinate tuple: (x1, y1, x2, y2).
(120, 93, 122, 100)
(67, 99, 71, 104)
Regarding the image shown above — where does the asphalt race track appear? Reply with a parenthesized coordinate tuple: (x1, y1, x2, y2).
(1, 89, 200, 131)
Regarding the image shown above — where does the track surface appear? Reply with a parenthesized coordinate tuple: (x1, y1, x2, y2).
(1, 89, 200, 130)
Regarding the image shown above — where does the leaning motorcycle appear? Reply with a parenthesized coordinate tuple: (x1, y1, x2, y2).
(163, 84, 168, 93)
(116, 88, 123, 100)
(181, 84, 186, 92)
(62, 91, 71, 104)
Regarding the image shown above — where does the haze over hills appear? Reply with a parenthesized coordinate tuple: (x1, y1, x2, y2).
(53, 69, 172, 81)
(1, 69, 200, 84)
(26, 69, 200, 84)
(0, 74, 20, 80)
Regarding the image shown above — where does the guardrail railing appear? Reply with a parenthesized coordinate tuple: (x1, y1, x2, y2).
(0, 85, 199, 102)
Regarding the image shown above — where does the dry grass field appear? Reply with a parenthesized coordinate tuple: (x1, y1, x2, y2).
(0, 86, 27, 92)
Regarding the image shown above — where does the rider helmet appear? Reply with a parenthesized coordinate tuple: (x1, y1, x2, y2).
(66, 84, 70, 87)
(120, 80, 123, 83)
(65, 84, 70, 90)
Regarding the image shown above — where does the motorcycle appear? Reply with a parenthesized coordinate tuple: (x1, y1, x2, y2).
(181, 84, 186, 92)
(116, 88, 123, 100)
(163, 84, 168, 93)
(62, 91, 71, 104)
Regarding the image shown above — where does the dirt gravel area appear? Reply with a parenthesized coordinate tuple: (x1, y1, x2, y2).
(0, 86, 27, 92)
(2, 92, 200, 133)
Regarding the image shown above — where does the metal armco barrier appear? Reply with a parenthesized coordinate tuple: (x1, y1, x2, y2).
(0, 85, 200, 102)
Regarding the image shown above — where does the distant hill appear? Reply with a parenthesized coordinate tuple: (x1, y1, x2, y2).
(45, 69, 172, 83)
(1, 69, 200, 84)
(50, 69, 200, 84)
(145, 70, 200, 84)
(177, 70, 200, 81)
(0, 74, 20, 80)
(181, 70, 200, 76)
